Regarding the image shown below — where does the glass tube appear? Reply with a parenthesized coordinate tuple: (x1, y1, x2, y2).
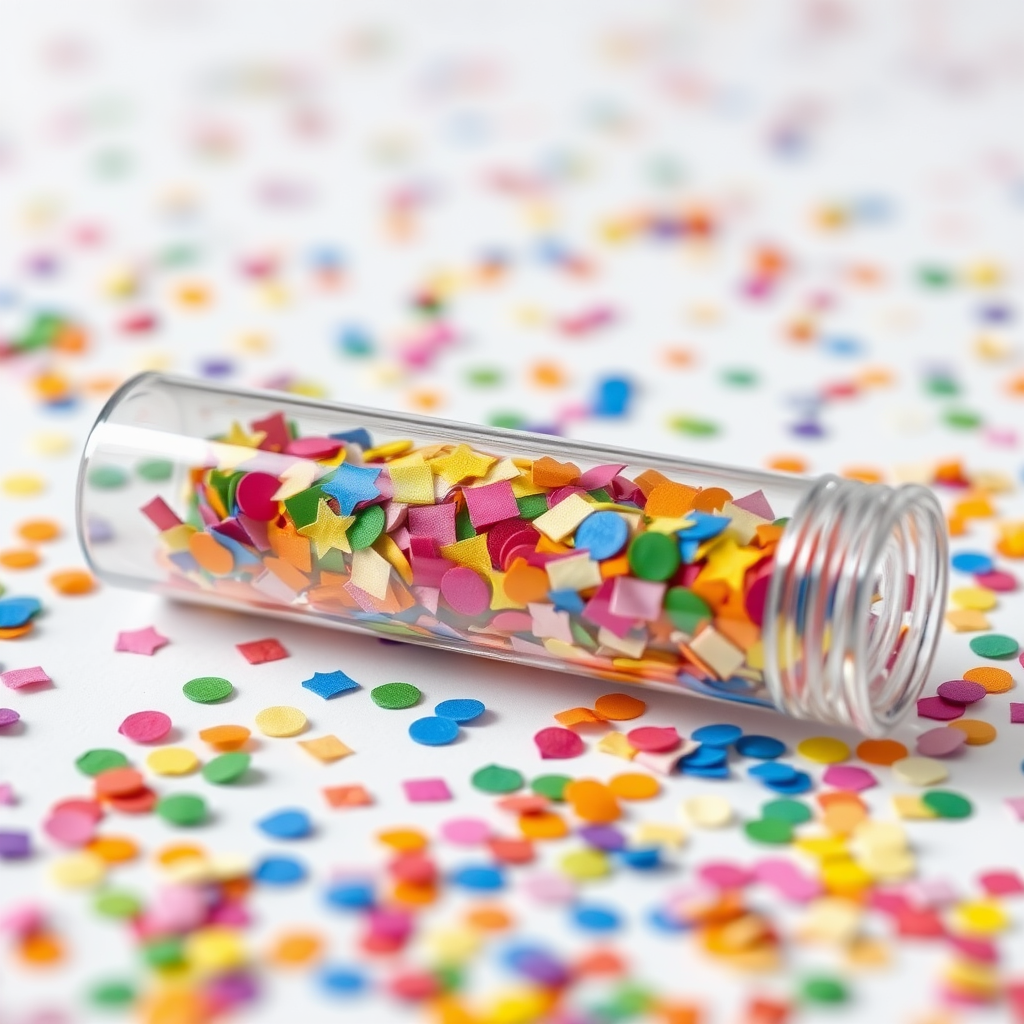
(77, 373, 948, 735)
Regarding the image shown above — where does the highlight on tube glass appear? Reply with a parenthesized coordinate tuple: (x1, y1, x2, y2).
(77, 373, 948, 735)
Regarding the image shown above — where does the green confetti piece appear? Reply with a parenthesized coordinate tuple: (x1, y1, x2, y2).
(969, 634, 1019, 659)
(93, 890, 142, 919)
(182, 676, 233, 704)
(202, 752, 251, 785)
(142, 937, 184, 968)
(668, 415, 719, 437)
(921, 790, 973, 819)
(471, 764, 524, 794)
(488, 412, 527, 430)
(455, 506, 476, 541)
(156, 793, 207, 826)
(761, 798, 813, 824)
(664, 587, 711, 632)
(924, 377, 959, 397)
(88, 979, 136, 1009)
(944, 408, 982, 430)
(744, 818, 794, 845)
(800, 975, 849, 1005)
(466, 366, 503, 387)
(87, 465, 129, 490)
(370, 682, 421, 710)
(627, 532, 680, 582)
(917, 265, 952, 288)
(348, 505, 386, 550)
(515, 494, 549, 520)
(720, 367, 759, 388)
(76, 749, 130, 777)
(531, 774, 572, 801)
(282, 486, 325, 529)
(136, 458, 174, 481)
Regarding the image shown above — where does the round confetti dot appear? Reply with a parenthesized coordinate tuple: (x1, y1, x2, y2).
(664, 587, 712, 633)
(118, 710, 172, 744)
(49, 569, 96, 595)
(534, 727, 584, 759)
(182, 676, 233, 704)
(915, 728, 967, 758)
(156, 794, 207, 827)
(2, 473, 46, 497)
(136, 458, 174, 481)
(950, 586, 996, 611)
(319, 965, 367, 996)
(627, 532, 680, 582)
(93, 767, 145, 799)
(574, 512, 628, 560)
(744, 818, 794, 844)
(51, 851, 106, 887)
(682, 795, 733, 828)
(89, 980, 136, 1010)
(564, 780, 620, 824)
(572, 904, 621, 932)
(969, 634, 1019, 659)
(892, 756, 949, 787)
(258, 808, 312, 840)
(0, 549, 39, 570)
(198, 724, 251, 750)
(202, 752, 251, 785)
(519, 811, 569, 841)
(235, 472, 282, 521)
(434, 698, 485, 722)
(472, 764, 524, 794)
(608, 773, 659, 800)
(855, 738, 908, 765)
(692, 723, 742, 747)
(559, 849, 610, 881)
(762, 771, 812, 795)
(921, 790, 973, 819)
(451, 865, 505, 891)
(531, 774, 572, 801)
(762, 798, 813, 824)
(796, 736, 850, 764)
(0, 708, 20, 727)
(348, 505, 386, 550)
(440, 817, 492, 845)
(0, 596, 42, 628)
(951, 552, 994, 574)
(255, 856, 307, 885)
(975, 570, 1016, 592)
(255, 706, 307, 738)
(440, 566, 491, 616)
(734, 734, 786, 759)
(88, 466, 128, 490)
(626, 726, 680, 752)
(593, 692, 646, 720)
(94, 891, 142, 919)
(370, 682, 421, 709)
(749, 762, 798, 783)
(146, 748, 200, 776)
(16, 518, 60, 542)
(962, 666, 1014, 693)
(947, 719, 997, 745)
(916, 695, 964, 721)
(801, 976, 849, 1005)
(408, 716, 459, 746)
(936, 679, 986, 704)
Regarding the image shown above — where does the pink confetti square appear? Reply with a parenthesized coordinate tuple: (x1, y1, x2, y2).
(407, 504, 457, 546)
(402, 778, 452, 802)
(236, 638, 289, 664)
(1011, 703, 1024, 724)
(1007, 797, 1024, 822)
(1, 666, 51, 690)
(463, 480, 519, 529)
(609, 577, 666, 620)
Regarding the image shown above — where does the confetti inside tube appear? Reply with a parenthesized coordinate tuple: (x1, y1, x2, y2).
(77, 373, 948, 734)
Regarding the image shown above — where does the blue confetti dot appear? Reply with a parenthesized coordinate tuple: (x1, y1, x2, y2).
(680, 745, 728, 768)
(618, 846, 661, 870)
(763, 770, 813, 795)
(254, 856, 306, 885)
(575, 511, 629, 560)
(324, 879, 375, 910)
(409, 716, 460, 746)
(450, 865, 504, 890)
(679, 764, 730, 779)
(0, 597, 42, 629)
(257, 808, 312, 840)
(573, 904, 621, 931)
(318, 964, 367, 996)
(593, 376, 633, 417)
(648, 907, 689, 933)
(749, 762, 797, 783)
(951, 552, 994, 574)
(735, 735, 787, 760)
(691, 724, 743, 747)
(434, 699, 485, 723)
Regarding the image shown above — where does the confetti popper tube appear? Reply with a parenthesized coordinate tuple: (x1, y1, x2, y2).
(78, 373, 948, 734)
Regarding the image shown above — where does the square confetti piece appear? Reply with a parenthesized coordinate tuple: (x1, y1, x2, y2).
(323, 784, 372, 809)
(1011, 703, 1024, 723)
(1, 666, 51, 690)
(403, 778, 453, 802)
(298, 735, 354, 762)
(301, 670, 360, 699)
(463, 480, 519, 529)
(236, 638, 289, 664)
(0, 830, 30, 859)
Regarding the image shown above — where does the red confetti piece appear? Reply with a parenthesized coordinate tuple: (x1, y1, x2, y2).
(625, 725, 681, 753)
(533, 726, 585, 759)
(236, 638, 289, 664)
(117, 710, 172, 744)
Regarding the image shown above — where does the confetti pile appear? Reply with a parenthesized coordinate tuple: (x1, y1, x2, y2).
(3, 1, 1024, 1022)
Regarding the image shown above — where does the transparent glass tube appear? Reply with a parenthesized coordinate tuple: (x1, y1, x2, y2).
(77, 373, 948, 735)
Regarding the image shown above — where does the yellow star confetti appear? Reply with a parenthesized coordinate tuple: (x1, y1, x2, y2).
(297, 499, 354, 558)
(697, 536, 764, 592)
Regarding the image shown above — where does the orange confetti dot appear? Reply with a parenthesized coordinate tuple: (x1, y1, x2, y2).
(94, 768, 145, 799)
(593, 692, 646, 721)
(0, 623, 34, 639)
(855, 738, 909, 766)
(87, 835, 139, 864)
(197, 724, 251, 750)
(645, 481, 698, 518)
(529, 360, 568, 389)
(766, 455, 808, 474)
(0, 548, 40, 570)
(378, 828, 429, 852)
(564, 779, 620, 823)
(554, 707, 603, 727)
(17, 518, 61, 542)
(608, 772, 660, 801)
(266, 929, 325, 967)
(518, 811, 569, 840)
(503, 560, 550, 605)
(391, 881, 437, 906)
(154, 843, 207, 867)
(464, 904, 514, 932)
(962, 666, 1014, 694)
(947, 719, 997, 745)
(18, 931, 65, 966)
(49, 569, 96, 595)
